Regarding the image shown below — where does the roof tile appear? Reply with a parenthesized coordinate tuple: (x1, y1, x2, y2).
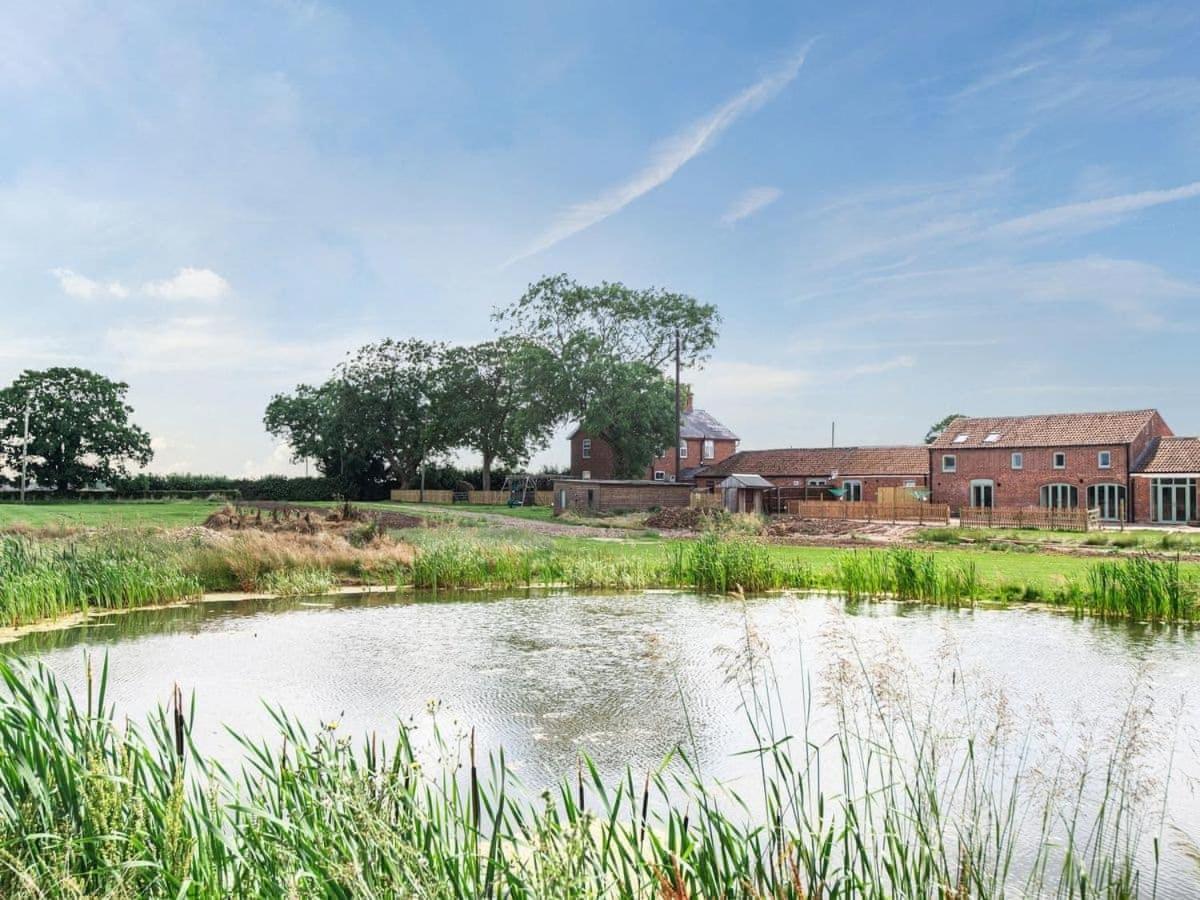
(929, 410, 1160, 449)
(696, 446, 928, 479)
(1135, 437, 1200, 474)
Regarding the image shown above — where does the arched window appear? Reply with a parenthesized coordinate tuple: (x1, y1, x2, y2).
(1086, 483, 1126, 521)
(1040, 483, 1077, 509)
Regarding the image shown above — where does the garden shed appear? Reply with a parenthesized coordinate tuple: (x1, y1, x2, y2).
(719, 474, 775, 514)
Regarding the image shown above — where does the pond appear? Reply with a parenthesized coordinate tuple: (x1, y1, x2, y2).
(5, 590, 1200, 894)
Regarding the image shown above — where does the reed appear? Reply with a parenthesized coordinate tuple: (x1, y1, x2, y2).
(1083, 555, 1198, 622)
(0, 656, 1163, 897)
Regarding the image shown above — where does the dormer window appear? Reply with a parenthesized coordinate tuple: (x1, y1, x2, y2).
(952, 433, 969, 444)
(984, 433, 1001, 443)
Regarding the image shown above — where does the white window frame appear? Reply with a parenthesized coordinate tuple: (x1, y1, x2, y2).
(942, 454, 957, 473)
(653, 470, 666, 481)
(1053, 452, 1066, 469)
(581, 438, 591, 459)
(702, 439, 715, 459)
(678, 442, 688, 459)
(969, 478, 995, 508)
(842, 480, 863, 501)
(984, 433, 1001, 443)
(807, 478, 827, 487)
(1097, 450, 1111, 469)
(1087, 483, 1126, 521)
(1011, 452, 1023, 470)
(581, 470, 591, 480)
(1040, 483, 1078, 509)
(903, 479, 916, 488)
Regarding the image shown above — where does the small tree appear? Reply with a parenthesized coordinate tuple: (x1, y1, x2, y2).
(925, 413, 966, 444)
(0, 368, 152, 493)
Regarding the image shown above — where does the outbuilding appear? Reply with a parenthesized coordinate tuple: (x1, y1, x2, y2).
(719, 473, 775, 514)
(552, 479, 693, 516)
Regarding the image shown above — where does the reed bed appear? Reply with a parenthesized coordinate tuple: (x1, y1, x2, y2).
(0, 654, 1164, 898)
(1084, 555, 1198, 622)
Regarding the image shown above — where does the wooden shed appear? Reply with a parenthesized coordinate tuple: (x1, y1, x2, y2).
(719, 474, 775, 514)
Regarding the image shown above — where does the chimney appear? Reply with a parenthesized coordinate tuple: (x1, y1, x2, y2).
(683, 385, 694, 413)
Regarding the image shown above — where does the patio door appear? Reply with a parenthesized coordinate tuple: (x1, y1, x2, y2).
(969, 479, 994, 508)
(1087, 483, 1125, 521)
(1155, 478, 1195, 523)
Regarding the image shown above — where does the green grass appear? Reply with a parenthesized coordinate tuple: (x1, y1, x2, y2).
(380, 501, 556, 521)
(0, 654, 1161, 897)
(0, 499, 221, 530)
(919, 524, 1200, 551)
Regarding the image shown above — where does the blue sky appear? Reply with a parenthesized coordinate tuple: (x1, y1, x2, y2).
(2, 1, 1198, 475)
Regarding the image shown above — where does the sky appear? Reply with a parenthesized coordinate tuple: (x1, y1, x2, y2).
(2, 1, 1198, 476)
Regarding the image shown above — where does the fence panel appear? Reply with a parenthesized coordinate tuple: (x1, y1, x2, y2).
(958, 506, 1095, 532)
(690, 491, 723, 510)
(787, 500, 949, 524)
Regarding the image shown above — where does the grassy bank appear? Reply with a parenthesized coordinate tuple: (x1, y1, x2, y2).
(0, 655, 1163, 897)
(0, 499, 220, 530)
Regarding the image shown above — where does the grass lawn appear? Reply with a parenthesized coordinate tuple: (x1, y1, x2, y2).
(918, 525, 1200, 551)
(0, 500, 220, 530)
(377, 501, 556, 522)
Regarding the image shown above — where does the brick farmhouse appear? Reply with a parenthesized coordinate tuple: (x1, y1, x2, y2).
(928, 410, 1199, 524)
(569, 392, 739, 482)
(693, 446, 930, 501)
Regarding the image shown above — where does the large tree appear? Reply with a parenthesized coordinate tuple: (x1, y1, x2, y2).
(577, 361, 676, 479)
(435, 341, 557, 490)
(265, 339, 449, 496)
(493, 275, 721, 475)
(0, 367, 153, 493)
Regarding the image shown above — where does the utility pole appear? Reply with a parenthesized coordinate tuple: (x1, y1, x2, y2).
(831, 420, 836, 448)
(673, 329, 681, 483)
(19, 403, 30, 503)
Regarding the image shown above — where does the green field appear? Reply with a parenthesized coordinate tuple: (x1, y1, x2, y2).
(0, 499, 219, 529)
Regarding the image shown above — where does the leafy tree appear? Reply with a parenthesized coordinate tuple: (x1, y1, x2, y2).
(925, 413, 966, 444)
(436, 341, 557, 490)
(265, 339, 449, 496)
(0, 367, 152, 493)
(578, 362, 676, 478)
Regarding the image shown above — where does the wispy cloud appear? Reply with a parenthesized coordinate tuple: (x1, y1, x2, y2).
(721, 186, 782, 224)
(51, 268, 128, 300)
(990, 180, 1200, 238)
(951, 60, 1048, 101)
(505, 43, 813, 265)
(142, 267, 231, 302)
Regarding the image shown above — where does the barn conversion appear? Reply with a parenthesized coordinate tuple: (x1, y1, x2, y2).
(694, 446, 930, 502)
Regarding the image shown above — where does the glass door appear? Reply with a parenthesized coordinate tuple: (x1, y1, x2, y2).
(1087, 483, 1125, 521)
(970, 479, 994, 508)
(1155, 478, 1194, 523)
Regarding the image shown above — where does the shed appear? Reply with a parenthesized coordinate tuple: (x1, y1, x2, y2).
(552, 478, 693, 516)
(719, 474, 775, 514)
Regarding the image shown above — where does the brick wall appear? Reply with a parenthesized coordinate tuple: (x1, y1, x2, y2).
(696, 473, 927, 500)
(569, 433, 617, 479)
(645, 438, 738, 481)
(930, 445, 1133, 516)
(552, 480, 693, 515)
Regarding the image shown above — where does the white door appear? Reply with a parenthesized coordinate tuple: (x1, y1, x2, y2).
(969, 479, 994, 508)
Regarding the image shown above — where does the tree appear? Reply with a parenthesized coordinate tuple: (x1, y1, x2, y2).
(435, 341, 557, 490)
(265, 339, 449, 496)
(577, 362, 676, 478)
(0, 367, 152, 493)
(925, 413, 966, 444)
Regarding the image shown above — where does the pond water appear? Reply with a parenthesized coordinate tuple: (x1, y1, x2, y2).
(5, 590, 1200, 893)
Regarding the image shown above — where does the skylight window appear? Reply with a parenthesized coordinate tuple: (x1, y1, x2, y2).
(952, 433, 969, 444)
(984, 433, 1001, 443)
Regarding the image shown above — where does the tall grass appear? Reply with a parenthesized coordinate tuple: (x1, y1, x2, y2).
(0, 655, 1165, 897)
(0, 534, 200, 626)
(1084, 555, 1198, 622)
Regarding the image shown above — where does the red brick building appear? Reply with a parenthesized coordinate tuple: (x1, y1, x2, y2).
(551, 478, 693, 515)
(568, 393, 739, 482)
(693, 446, 930, 501)
(1131, 436, 1200, 525)
(927, 410, 1174, 522)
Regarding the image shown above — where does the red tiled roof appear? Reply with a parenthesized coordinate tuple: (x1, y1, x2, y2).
(929, 410, 1160, 449)
(1135, 437, 1200, 474)
(695, 446, 929, 479)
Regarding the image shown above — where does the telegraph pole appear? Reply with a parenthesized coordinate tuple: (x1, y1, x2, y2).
(831, 420, 836, 448)
(673, 330, 681, 482)
(20, 403, 30, 503)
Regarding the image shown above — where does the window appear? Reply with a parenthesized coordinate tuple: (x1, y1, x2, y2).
(678, 443, 688, 459)
(1153, 477, 1196, 524)
(903, 479, 916, 488)
(1011, 452, 1023, 470)
(942, 454, 957, 473)
(1053, 452, 1066, 469)
(581, 470, 591, 480)
(807, 478, 827, 487)
(970, 479, 994, 508)
(581, 438, 591, 459)
(1098, 451, 1112, 469)
(703, 439, 715, 459)
(842, 480, 863, 501)
(952, 433, 969, 444)
(1087, 483, 1126, 521)
(653, 470, 666, 481)
(1040, 484, 1078, 509)
(984, 433, 1001, 443)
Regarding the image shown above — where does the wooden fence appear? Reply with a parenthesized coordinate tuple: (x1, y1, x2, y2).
(959, 506, 1100, 532)
(787, 500, 950, 524)
(389, 489, 554, 506)
(689, 491, 723, 510)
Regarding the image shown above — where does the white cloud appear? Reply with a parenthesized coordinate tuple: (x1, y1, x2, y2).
(721, 186, 782, 224)
(142, 267, 231, 302)
(51, 268, 129, 299)
(242, 442, 301, 477)
(506, 43, 813, 265)
(989, 180, 1200, 238)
